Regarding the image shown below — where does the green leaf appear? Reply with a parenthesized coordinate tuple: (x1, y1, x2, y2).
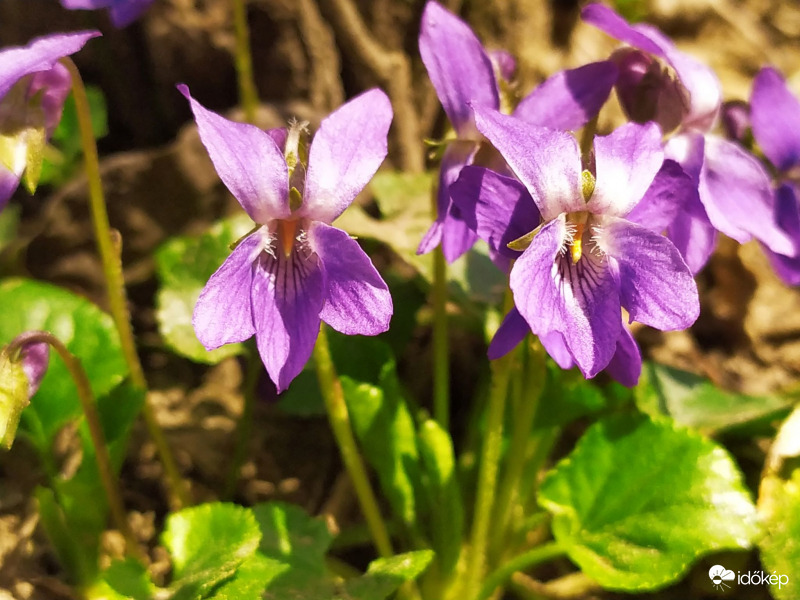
(758, 406, 800, 600)
(36, 486, 95, 584)
(0, 278, 128, 450)
(417, 419, 463, 575)
(339, 550, 435, 599)
(40, 85, 108, 186)
(254, 501, 334, 599)
(208, 554, 290, 600)
(342, 360, 421, 528)
(163, 502, 262, 598)
(635, 362, 793, 433)
(98, 558, 158, 600)
(0, 203, 20, 252)
(253, 501, 333, 575)
(533, 363, 609, 430)
(538, 414, 759, 591)
(155, 214, 253, 364)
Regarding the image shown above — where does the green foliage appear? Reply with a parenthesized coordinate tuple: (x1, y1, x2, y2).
(417, 419, 463, 576)
(538, 413, 759, 591)
(164, 503, 263, 599)
(101, 501, 433, 600)
(0, 278, 128, 451)
(154, 213, 253, 364)
(635, 361, 793, 434)
(342, 359, 421, 529)
(39, 85, 108, 186)
(758, 407, 800, 600)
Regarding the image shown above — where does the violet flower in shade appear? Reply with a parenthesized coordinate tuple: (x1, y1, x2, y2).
(450, 165, 643, 385)
(749, 67, 800, 285)
(180, 85, 393, 392)
(0, 31, 100, 210)
(583, 3, 795, 273)
(1, 332, 49, 449)
(60, 0, 155, 28)
(417, 0, 617, 263)
(472, 108, 699, 378)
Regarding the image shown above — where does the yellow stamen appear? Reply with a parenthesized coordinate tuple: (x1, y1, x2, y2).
(280, 220, 297, 258)
(571, 222, 585, 264)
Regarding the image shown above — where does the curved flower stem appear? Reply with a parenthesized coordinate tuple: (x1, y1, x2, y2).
(8, 332, 143, 562)
(62, 58, 190, 510)
(463, 342, 517, 597)
(475, 541, 565, 600)
(432, 246, 449, 429)
(223, 344, 261, 499)
(489, 340, 546, 560)
(313, 323, 393, 558)
(232, 0, 259, 124)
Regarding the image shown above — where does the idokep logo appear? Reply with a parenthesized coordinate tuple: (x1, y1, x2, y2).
(708, 564, 790, 591)
(709, 565, 735, 591)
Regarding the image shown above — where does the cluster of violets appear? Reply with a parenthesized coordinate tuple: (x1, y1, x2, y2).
(1, 0, 799, 394)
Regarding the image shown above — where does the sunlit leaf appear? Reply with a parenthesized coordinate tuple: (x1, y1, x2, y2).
(635, 362, 793, 433)
(0, 278, 128, 451)
(155, 213, 253, 364)
(163, 502, 262, 599)
(758, 406, 800, 600)
(539, 414, 759, 591)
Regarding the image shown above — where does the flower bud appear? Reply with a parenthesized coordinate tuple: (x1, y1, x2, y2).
(612, 48, 689, 134)
(0, 333, 49, 449)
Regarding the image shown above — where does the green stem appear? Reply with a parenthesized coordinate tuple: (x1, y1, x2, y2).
(463, 345, 516, 597)
(62, 58, 190, 510)
(475, 542, 564, 600)
(313, 324, 393, 558)
(8, 332, 143, 561)
(232, 0, 259, 123)
(432, 246, 449, 429)
(579, 113, 599, 163)
(223, 344, 260, 499)
(489, 341, 546, 560)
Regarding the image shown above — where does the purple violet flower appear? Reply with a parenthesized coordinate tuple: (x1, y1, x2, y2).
(450, 165, 643, 385)
(180, 85, 394, 392)
(417, 0, 617, 264)
(60, 0, 155, 28)
(582, 3, 795, 273)
(0, 31, 100, 210)
(1, 332, 49, 449)
(750, 67, 800, 284)
(471, 108, 699, 379)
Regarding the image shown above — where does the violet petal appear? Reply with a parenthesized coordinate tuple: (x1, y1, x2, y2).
(473, 107, 583, 220)
(589, 121, 664, 218)
(700, 135, 795, 254)
(600, 217, 699, 330)
(251, 243, 326, 393)
(488, 307, 529, 360)
(303, 89, 392, 224)
(539, 330, 575, 370)
(510, 217, 621, 378)
(419, 0, 499, 136)
(179, 84, 290, 223)
(604, 325, 642, 387)
(626, 159, 696, 234)
(311, 222, 392, 336)
(513, 61, 618, 131)
(751, 67, 800, 172)
(449, 165, 539, 264)
(0, 32, 100, 99)
(193, 233, 259, 350)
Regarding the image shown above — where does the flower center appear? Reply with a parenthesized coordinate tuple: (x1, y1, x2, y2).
(278, 219, 299, 259)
